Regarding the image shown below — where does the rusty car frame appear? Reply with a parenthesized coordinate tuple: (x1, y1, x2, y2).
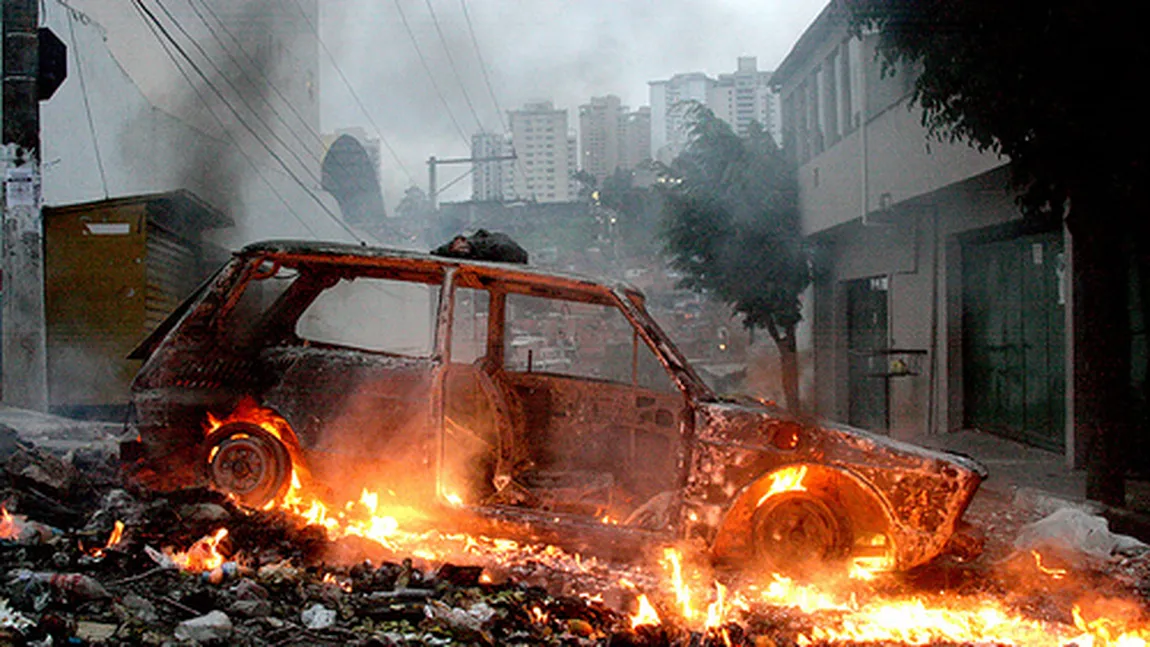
(124, 240, 986, 572)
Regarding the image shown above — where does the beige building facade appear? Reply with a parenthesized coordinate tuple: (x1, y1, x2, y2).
(508, 101, 575, 203)
(775, 1, 1078, 465)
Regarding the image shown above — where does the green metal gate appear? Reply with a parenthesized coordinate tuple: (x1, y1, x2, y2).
(962, 231, 1065, 450)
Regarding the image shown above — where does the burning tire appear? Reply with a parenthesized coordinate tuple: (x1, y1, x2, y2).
(205, 423, 291, 508)
(751, 492, 849, 572)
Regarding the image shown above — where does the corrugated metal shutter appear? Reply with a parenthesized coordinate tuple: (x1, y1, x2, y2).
(145, 223, 198, 333)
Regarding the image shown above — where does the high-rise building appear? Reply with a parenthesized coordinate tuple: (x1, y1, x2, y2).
(579, 95, 623, 184)
(471, 132, 513, 201)
(620, 106, 652, 172)
(649, 73, 715, 163)
(508, 101, 574, 203)
(711, 57, 781, 145)
(649, 58, 782, 162)
(579, 96, 653, 184)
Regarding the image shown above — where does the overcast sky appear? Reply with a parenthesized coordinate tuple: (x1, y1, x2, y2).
(320, 0, 827, 204)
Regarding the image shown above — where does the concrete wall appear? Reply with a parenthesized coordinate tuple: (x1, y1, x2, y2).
(809, 167, 1028, 440)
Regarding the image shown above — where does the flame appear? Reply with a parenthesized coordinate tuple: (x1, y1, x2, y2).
(166, 528, 229, 572)
(201, 401, 1150, 646)
(631, 594, 661, 628)
(1072, 602, 1150, 646)
(444, 492, 463, 507)
(1033, 550, 1067, 580)
(321, 572, 352, 592)
(0, 506, 21, 540)
(756, 464, 808, 508)
(663, 548, 694, 621)
(704, 581, 728, 629)
(89, 520, 125, 558)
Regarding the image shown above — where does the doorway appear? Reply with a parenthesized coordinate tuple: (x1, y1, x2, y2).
(847, 276, 889, 431)
(962, 231, 1065, 450)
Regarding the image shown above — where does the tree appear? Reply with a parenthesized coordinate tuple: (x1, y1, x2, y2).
(659, 104, 810, 411)
(847, 0, 1149, 505)
(395, 186, 432, 221)
(596, 168, 663, 257)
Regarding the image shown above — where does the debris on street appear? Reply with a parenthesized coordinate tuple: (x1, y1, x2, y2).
(2, 431, 1150, 646)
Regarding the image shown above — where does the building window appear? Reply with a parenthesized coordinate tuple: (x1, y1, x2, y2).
(824, 50, 839, 144)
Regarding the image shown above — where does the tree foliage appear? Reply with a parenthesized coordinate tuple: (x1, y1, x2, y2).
(847, 0, 1148, 504)
(660, 104, 810, 409)
(847, 0, 1147, 221)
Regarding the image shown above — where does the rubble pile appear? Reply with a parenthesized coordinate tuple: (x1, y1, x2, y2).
(0, 432, 736, 646)
(3, 425, 1150, 646)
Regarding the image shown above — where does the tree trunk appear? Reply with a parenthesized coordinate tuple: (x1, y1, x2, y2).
(767, 322, 801, 413)
(1069, 198, 1129, 507)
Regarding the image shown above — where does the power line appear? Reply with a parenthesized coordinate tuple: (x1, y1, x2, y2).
(458, 0, 507, 134)
(63, 4, 108, 199)
(151, 0, 324, 190)
(186, 0, 325, 154)
(391, 0, 471, 149)
(137, 0, 360, 240)
(132, 0, 360, 241)
(130, 0, 319, 238)
(423, 0, 484, 133)
(457, 0, 532, 200)
(288, 0, 417, 185)
(437, 165, 475, 196)
(183, 0, 378, 201)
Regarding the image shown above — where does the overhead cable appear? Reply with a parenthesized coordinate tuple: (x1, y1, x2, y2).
(391, 0, 472, 149)
(134, 0, 363, 242)
(289, 0, 418, 185)
(423, 0, 485, 133)
(130, 0, 320, 238)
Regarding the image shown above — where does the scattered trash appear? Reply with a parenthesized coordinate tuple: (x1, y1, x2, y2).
(174, 610, 233, 643)
(1014, 507, 1149, 560)
(0, 598, 32, 631)
(300, 602, 336, 629)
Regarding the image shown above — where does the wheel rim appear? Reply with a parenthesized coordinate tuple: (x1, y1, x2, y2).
(753, 494, 843, 567)
(208, 430, 287, 506)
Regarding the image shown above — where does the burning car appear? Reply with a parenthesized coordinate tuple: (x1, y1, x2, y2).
(123, 240, 985, 573)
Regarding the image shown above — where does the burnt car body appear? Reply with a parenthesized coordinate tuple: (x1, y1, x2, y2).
(125, 240, 986, 572)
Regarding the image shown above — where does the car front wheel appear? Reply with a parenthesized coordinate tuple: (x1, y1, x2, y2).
(751, 492, 849, 573)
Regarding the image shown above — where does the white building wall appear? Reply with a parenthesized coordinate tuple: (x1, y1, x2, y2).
(470, 132, 510, 201)
(508, 101, 573, 203)
(39, 0, 348, 245)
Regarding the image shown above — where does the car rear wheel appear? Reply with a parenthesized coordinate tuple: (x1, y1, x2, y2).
(205, 422, 291, 508)
(752, 492, 848, 572)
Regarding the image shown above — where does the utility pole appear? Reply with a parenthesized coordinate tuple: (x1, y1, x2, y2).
(427, 153, 517, 211)
(2, 0, 47, 410)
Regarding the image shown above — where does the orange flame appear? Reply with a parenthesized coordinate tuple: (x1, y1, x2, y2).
(1032, 550, 1067, 580)
(89, 520, 125, 558)
(1072, 602, 1150, 646)
(756, 464, 808, 508)
(202, 401, 1150, 647)
(166, 528, 229, 572)
(663, 548, 694, 621)
(321, 572, 352, 592)
(631, 594, 661, 628)
(0, 506, 21, 540)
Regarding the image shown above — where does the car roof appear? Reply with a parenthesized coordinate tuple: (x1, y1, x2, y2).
(240, 239, 646, 301)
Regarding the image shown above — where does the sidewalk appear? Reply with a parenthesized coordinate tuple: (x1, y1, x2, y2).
(0, 405, 125, 454)
(910, 428, 1150, 542)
